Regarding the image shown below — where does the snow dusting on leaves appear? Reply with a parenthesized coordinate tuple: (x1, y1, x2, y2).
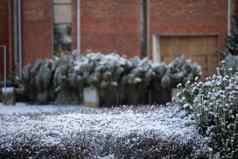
(176, 67, 238, 159)
(0, 104, 208, 158)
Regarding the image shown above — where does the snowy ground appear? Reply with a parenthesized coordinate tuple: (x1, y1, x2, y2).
(0, 103, 207, 158)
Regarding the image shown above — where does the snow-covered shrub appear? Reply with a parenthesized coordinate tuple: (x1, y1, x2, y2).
(21, 53, 201, 105)
(176, 72, 238, 159)
(149, 63, 170, 104)
(121, 58, 153, 105)
(73, 53, 132, 106)
(53, 55, 82, 104)
(22, 59, 55, 104)
(163, 56, 201, 88)
(149, 57, 201, 105)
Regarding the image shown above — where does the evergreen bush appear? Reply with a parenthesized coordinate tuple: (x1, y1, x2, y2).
(225, 0, 238, 56)
(176, 69, 238, 159)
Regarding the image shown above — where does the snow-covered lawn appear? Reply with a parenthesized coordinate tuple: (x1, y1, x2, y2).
(0, 103, 207, 158)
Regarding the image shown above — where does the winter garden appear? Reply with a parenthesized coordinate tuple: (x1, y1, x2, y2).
(1, 8, 238, 159)
(0, 51, 238, 159)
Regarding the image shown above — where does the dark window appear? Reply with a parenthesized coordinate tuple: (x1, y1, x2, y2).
(53, 0, 72, 56)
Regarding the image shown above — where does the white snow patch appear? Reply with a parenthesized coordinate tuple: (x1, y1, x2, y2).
(1, 87, 14, 93)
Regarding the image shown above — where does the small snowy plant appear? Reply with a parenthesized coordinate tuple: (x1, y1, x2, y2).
(176, 70, 238, 159)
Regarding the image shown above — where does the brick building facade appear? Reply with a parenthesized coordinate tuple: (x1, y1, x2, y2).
(0, 0, 233, 79)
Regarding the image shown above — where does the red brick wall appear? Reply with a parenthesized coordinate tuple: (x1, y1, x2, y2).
(80, 0, 141, 57)
(149, 0, 228, 57)
(80, 0, 228, 58)
(20, 0, 229, 64)
(22, 0, 53, 65)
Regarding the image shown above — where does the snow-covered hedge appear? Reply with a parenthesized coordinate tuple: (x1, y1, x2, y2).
(0, 134, 94, 159)
(22, 53, 201, 105)
(176, 68, 238, 159)
(0, 105, 209, 159)
(0, 133, 206, 159)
